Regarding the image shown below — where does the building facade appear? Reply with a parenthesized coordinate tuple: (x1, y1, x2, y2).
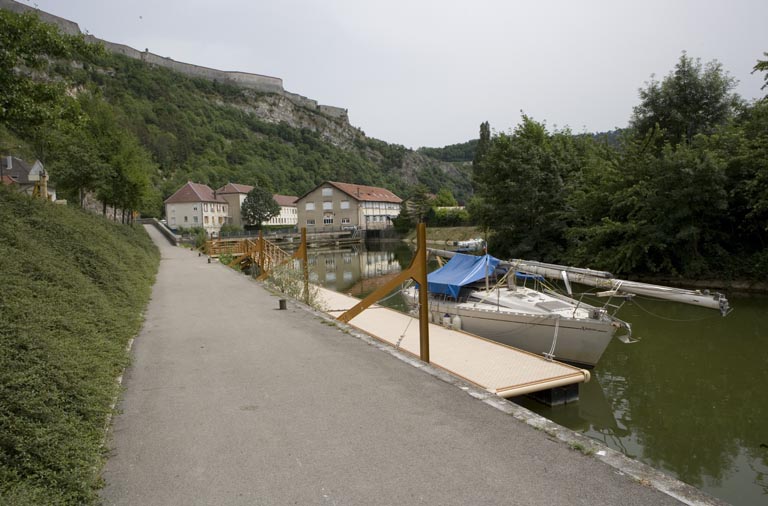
(296, 181, 402, 231)
(164, 182, 229, 237)
(217, 183, 298, 228)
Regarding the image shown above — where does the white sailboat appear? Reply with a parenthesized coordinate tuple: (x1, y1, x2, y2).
(403, 250, 730, 368)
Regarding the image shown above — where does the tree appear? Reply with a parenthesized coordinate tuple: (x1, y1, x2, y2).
(473, 116, 570, 261)
(432, 187, 458, 207)
(630, 52, 741, 147)
(402, 184, 432, 225)
(0, 10, 100, 134)
(753, 52, 768, 92)
(241, 186, 279, 229)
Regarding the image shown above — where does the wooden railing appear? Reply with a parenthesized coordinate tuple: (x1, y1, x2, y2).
(205, 231, 297, 280)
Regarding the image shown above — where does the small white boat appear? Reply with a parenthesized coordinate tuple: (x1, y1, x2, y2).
(404, 252, 729, 368)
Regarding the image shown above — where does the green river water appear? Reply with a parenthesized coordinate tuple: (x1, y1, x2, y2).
(310, 242, 768, 506)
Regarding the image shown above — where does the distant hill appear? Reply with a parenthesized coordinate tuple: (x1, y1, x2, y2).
(417, 140, 478, 162)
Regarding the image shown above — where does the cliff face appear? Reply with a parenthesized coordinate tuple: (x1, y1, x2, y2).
(220, 92, 362, 149)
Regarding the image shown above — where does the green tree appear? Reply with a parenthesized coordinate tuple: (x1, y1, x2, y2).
(402, 184, 432, 225)
(0, 10, 99, 133)
(241, 186, 280, 229)
(630, 52, 741, 147)
(753, 52, 768, 92)
(474, 116, 570, 261)
(432, 187, 458, 207)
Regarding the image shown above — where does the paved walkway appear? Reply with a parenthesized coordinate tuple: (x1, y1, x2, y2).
(100, 226, 700, 505)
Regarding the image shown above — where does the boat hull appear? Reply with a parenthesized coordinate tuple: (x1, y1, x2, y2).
(416, 297, 616, 368)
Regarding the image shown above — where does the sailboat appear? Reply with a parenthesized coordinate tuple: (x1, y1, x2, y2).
(403, 250, 730, 368)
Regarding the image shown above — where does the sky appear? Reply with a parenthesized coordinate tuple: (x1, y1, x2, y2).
(23, 0, 768, 148)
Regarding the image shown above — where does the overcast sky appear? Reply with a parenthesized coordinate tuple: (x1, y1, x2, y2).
(24, 0, 768, 148)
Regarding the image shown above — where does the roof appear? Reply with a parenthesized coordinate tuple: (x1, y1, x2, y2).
(273, 194, 298, 207)
(300, 181, 402, 203)
(217, 182, 254, 195)
(1, 156, 34, 184)
(1, 175, 15, 186)
(164, 182, 226, 204)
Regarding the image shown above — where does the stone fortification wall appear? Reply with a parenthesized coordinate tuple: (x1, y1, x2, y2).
(1, 0, 346, 119)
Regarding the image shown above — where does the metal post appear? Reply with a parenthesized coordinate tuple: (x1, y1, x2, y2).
(258, 229, 265, 275)
(336, 222, 430, 363)
(300, 227, 309, 304)
(415, 223, 430, 362)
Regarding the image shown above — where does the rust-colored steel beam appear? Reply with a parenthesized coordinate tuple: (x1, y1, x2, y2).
(337, 223, 430, 362)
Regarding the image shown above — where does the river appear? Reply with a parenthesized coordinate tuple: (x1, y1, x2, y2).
(307, 241, 768, 506)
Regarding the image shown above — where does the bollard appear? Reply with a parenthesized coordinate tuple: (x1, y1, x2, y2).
(278, 299, 287, 310)
(208, 257, 211, 263)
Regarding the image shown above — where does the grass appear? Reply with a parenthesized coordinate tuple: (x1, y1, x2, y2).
(403, 226, 484, 244)
(0, 188, 159, 505)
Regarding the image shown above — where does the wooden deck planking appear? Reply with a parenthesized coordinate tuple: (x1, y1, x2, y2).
(317, 287, 589, 398)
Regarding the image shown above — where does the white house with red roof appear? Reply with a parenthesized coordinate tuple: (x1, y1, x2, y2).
(164, 182, 229, 237)
(217, 183, 297, 228)
(296, 181, 402, 231)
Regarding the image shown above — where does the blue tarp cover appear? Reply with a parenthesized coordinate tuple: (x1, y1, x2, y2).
(427, 253, 501, 298)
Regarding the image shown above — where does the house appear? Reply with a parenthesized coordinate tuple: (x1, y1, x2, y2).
(217, 183, 298, 228)
(0, 156, 57, 201)
(164, 181, 229, 237)
(296, 181, 402, 231)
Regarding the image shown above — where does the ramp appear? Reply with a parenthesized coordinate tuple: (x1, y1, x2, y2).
(318, 287, 590, 398)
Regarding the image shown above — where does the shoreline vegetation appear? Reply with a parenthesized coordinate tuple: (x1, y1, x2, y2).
(0, 188, 159, 505)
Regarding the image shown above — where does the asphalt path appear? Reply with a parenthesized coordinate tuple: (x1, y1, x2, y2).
(100, 225, 692, 505)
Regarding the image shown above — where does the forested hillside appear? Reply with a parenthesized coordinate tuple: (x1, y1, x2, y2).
(0, 9, 472, 217)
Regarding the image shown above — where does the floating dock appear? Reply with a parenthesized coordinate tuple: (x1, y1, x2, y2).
(318, 287, 590, 401)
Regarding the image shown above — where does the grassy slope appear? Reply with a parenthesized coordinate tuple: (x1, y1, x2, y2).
(0, 189, 159, 505)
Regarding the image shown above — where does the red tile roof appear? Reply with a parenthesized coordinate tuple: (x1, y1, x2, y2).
(164, 182, 226, 204)
(273, 194, 298, 206)
(217, 182, 254, 195)
(326, 181, 402, 203)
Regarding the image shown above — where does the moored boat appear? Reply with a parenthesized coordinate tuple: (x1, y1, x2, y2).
(403, 251, 730, 368)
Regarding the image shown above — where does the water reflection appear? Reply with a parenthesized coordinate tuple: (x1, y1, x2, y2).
(522, 294, 768, 505)
(308, 242, 411, 300)
(309, 243, 768, 505)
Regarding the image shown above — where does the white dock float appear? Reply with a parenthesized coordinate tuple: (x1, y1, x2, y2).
(317, 287, 590, 399)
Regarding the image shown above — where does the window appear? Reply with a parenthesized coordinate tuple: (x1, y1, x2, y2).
(193, 205, 198, 211)
(341, 217, 351, 224)
(171, 217, 176, 225)
(204, 203, 208, 211)
(305, 202, 315, 211)
(323, 214, 334, 225)
(193, 216, 198, 223)
(323, 201, 333, 210)
(184, 216, 188, 222)
(306, 219, 315, 226)
(218, 217, 223, 224)
(322, 188, 333, 197)
(340, 200, 350, 210)
(204, 216, 210, 224)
